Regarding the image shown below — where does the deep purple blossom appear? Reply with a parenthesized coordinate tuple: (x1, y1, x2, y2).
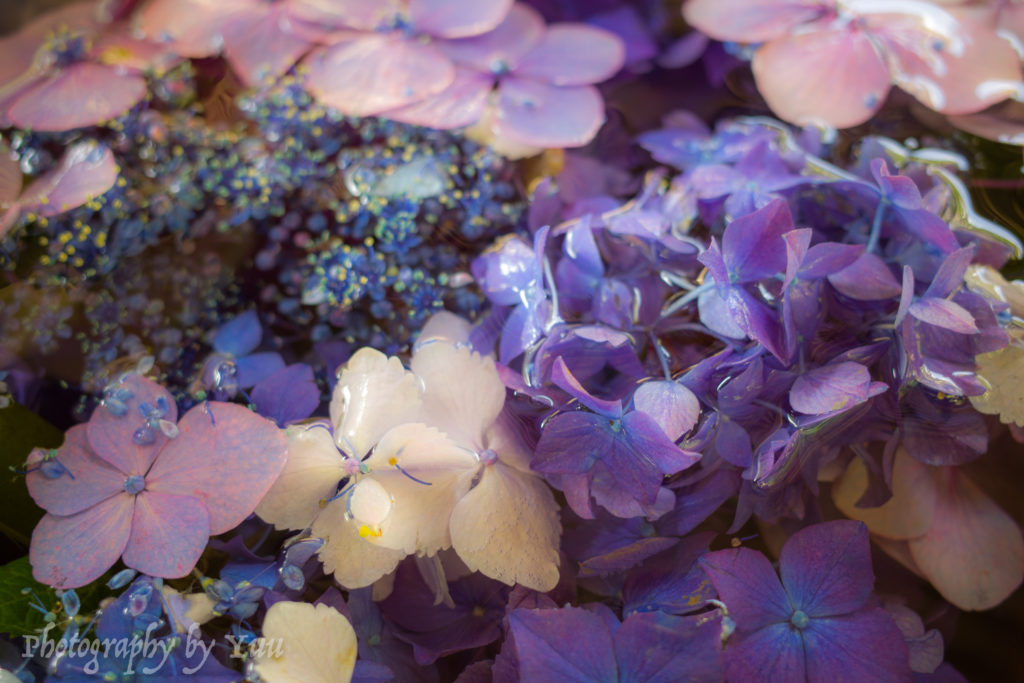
(700, 520, 912, 682)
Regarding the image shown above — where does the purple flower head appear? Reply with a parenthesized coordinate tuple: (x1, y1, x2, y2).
(700, 520, 912, 682)
(382, 3, 625, 153)
(507, 602, 724, 682)
(197, 310, 285, 398)
(534, 366, 700, 518)
(27, 374, 288, 588)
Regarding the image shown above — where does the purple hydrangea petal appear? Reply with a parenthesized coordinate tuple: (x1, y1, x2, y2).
(723, 623, 805, 683)
(491, 78, 605, 149)
(26, 425, 124, 516)
(252, 363, 320, 426)
(441, 4, 545, 72)
(514, 23, 624, 86)
(235, 351, 287, 389)
(802, 608, 913, 682)
(409, 0, 512, 39)
(30, 494, 133, 588)
(789, 362, 877, 415)
(699, 547, 793, 631)
(779, 520, 873, 618)
(721, 198, 793, 283)
(122, 491, 210, 579)
(212, 310, 263, 357)
(828, 253, 902, 301)
(508, 606, 618, 682)
(631, 380, 701, 441)
(615, 611, 724, 683)
(622, 533, 715, 617)
(145, 402, 287, 535)
(551, 356, 623, 418)
(907, 298, 978, 334)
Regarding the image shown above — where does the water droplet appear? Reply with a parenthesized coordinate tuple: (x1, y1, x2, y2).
(279, 564, 305, 591)
(132, 427, 155, 446)
(107, 568, 138, 589)
(60, 589, 80, 618)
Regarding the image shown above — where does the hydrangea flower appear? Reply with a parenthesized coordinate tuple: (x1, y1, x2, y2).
(195, 311, 285, 399)
(383, 3, 625, 155)
(253, 601, 358, 683)
(684, 0, 1023, 128)
(301, 0, 514, 117)
(27, 374, 288, 587)
(700, 520, 913, 682)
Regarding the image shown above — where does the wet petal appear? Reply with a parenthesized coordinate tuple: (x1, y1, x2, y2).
(122, 491, 209, 579)
(6, 63, 146, 132)
(19, 141, 118, 217)
(30, 494, 133, 588)
(515, 23, 625, 86)
(752, 24, 890, 128)
(255, 425, 345, 531)
(908, 298, 978, 334)
(145, 402, 288, 535)
(441, 4, 545, 72)
(302, 34, 454, 116)
(632, 380, 701, 441)
(383, 67, 492, 129)
(451, 463, 561, 591)
(311, 498, 405, 589)
(87, 374, 177, 477)
(789, 362, 879, 415)
(26, 425, 124, 516)
(330, 347, 423, 458)
(909, 469, 1024, 610)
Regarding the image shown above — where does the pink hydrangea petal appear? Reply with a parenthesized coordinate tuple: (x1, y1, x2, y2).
(145, 402, 287, 535)
(490, 78, 605, 149)
(514, 24, 625, 86)
(295, 0, 401, 31)
(26, 425, 125, 516)
(123, 491, 210, 579)
(6, 63, 146, 132)
(751, 24, 891, 128)
(89, 29, 182, 73)
(134, 0, 249, 57)
(383, 67, 492, 129)
(87, 374, 177, 477)
(302, 34, 455, 116)
(441, 4, 545, 73)
(908, 469, 1024, 610)
(410, 0, 512, 38)
(948, 100, 1024, 145)
(869, 10, 1023, 115)
(0, 1, 100, 85)
(19, 141, 118, 217)
(30, 493, 133, 588)
(683, 0, 833, 43)
(222, 9, 316, 85)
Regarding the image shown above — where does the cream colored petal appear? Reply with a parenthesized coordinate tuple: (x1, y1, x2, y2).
(253, 601, 357, 683)
(450, 463, 561, 592)
(964, 264, 1024, 316)
(330, 347, 423, 457)
(417, 311, 474, 346)
(364, 423, 479, 555)
(256, 426, 346, 531)
(311, 498, 405, 589)
(970, 333, 1024, 427)
(410, 341, 506, 450)
(832, 448, 937, 540)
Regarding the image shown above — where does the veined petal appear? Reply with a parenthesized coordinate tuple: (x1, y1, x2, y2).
(30, 494, 133, 588)
(699, 548, 793, 631)
(802, 609, 913, 682)
(6, 63, 146, 132)
(450, 463, 561, 591)
(145, 402, 287, 535)
(26, 425, 124, 516)
(87, 374, 177, 477)
(222, 9, 315, 86)
(122, 491, 209, 579)
(779, 520, 873, 617)
(255, 426, 346, 531)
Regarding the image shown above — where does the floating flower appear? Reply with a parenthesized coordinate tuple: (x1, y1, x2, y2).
(27, 374, 288, 588)
(301, 0, 514, 117)
(700, 520, 913, 681)
(383, 3, 625, 155)
(252, 600, 358, 683)
(684, 0, 1023, 128)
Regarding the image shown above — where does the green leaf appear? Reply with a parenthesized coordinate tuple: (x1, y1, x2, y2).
(0, 402, 63, 548)
(0, 556, 114, 637)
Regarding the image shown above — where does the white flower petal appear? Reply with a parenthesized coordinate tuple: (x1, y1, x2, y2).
(256, 426, 346, 531)
(253, 601, 357, 683)
(312, 498, 405, 589)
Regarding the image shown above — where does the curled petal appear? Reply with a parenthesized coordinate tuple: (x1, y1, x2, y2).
(19, 141, 118, 217)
